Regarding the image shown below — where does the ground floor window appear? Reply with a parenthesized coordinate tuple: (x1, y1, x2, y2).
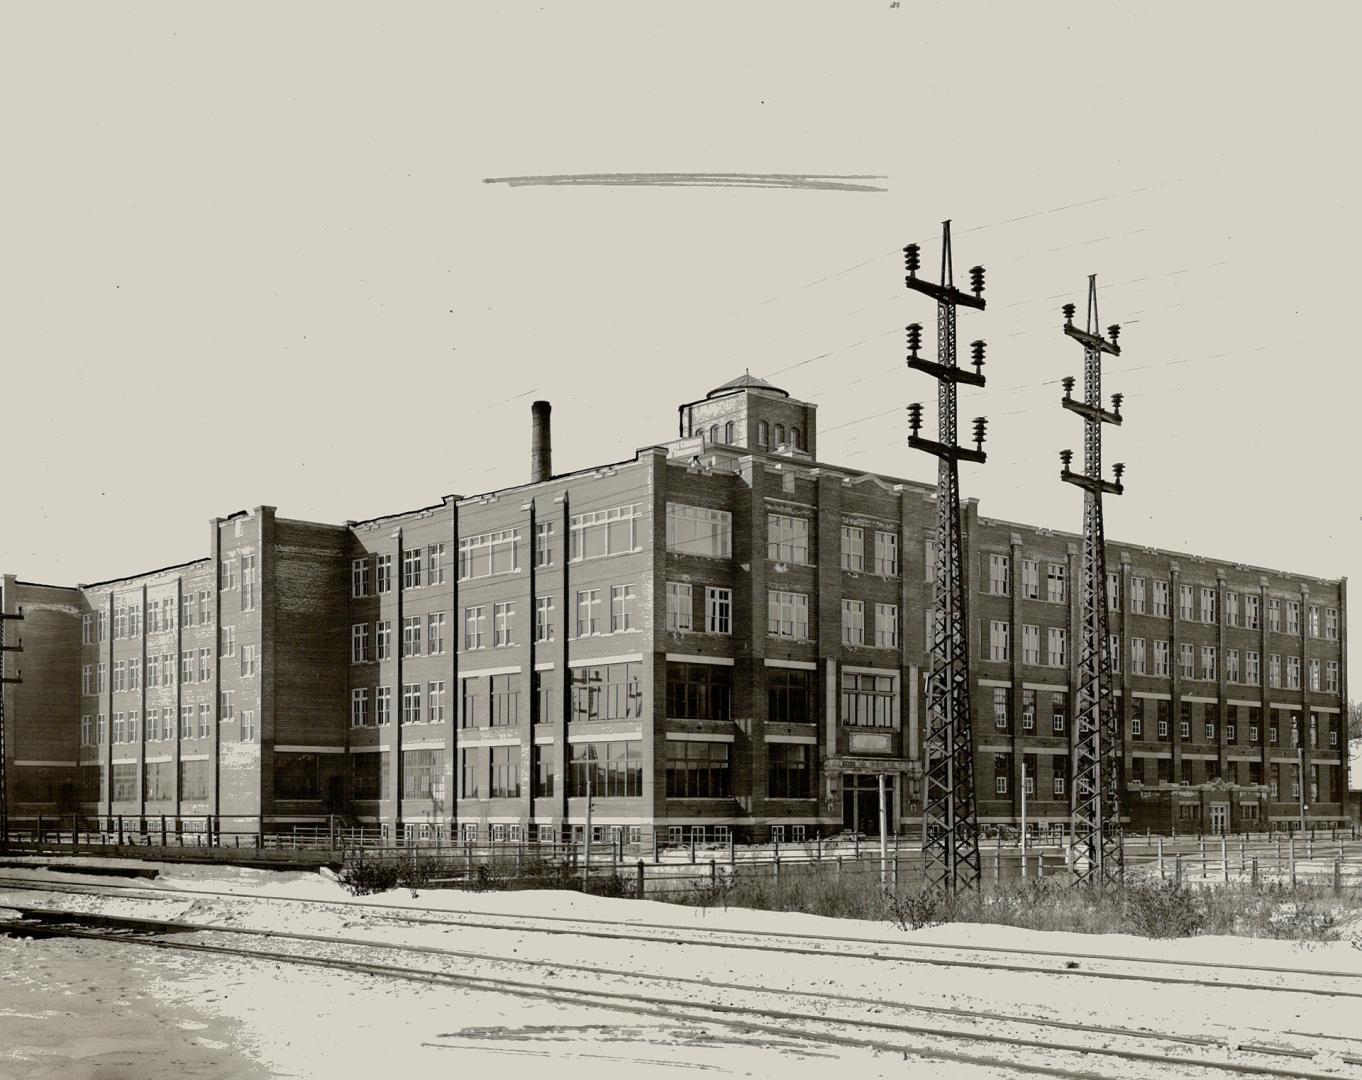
(665, 740, 731, 798)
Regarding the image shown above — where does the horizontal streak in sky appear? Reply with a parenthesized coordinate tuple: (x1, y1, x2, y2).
(483, 172, 888, 193)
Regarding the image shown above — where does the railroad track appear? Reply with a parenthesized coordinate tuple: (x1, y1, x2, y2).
(3, 873, 1362, 999)
(2, 904, 1358, 1080)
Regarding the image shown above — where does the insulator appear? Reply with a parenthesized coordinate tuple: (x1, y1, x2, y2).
(1062, 303, 1076, 324)
(968, 265, 985, 296)
(907, 402, 923, 432)
(903, 244, 921, 275)
(970, 340, 986, 367)
(1060, 449, 1073, 469)
(906, 323, 923, 354)
(972, 416, 987, 443)
(1111, 392, 1124, 413)
(1108, 324, 1121, 343)
(1113, 462, 1126, 481)
(1062, 376, 1075, 397)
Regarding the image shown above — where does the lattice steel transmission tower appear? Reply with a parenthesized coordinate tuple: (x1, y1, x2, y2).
(1058, 275, 1126, 887)
(904, 220, 989, 895)
(0, 587, 23, 851)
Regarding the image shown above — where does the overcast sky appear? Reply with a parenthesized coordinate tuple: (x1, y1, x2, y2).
(4, 3, 1358, 683)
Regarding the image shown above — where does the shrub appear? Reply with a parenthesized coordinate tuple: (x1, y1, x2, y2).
(338, 853, 401, 896)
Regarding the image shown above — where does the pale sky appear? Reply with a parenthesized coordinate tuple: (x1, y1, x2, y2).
(4, 3, 1358, 683)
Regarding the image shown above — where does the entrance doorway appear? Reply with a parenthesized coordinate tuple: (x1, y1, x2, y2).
(842, 773, 893, 835)
(1209, 804, 1227, 834)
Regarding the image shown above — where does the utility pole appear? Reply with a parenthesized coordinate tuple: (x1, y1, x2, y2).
(0, 588, 24, 851)
(1058, 276, 1125, 888)
(905, 220, 989, 896)
(878, 773, 888, 886)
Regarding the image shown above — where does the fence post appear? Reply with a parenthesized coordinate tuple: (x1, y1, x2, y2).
(774, 851, 781, 883)
(1290, 836, 1296, 886)
(652, 828, 659, 864)
(994, 843, 1001, 884)
(1221, 835, 1228, 883)
(1334, 858, 1342, 896)
(206, 816, 213, 847)
(1251, 857, 1259, 887)
(1308, 835, 1314, 860)
(690, 835, 696, 864)
(710, 858, 716, 886)
(854, 833, 860, 859)
(836, 854, 842, 883)
(1157, 837, 1164, 880)
(729, 832, 735, 866)
(636, 859, 644, 897)
(1174, 854, 1182, 887)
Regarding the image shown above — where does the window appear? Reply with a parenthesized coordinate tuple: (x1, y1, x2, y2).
(351, 688, 370, 727)
(1225, 591, 1239, 627)
(493, 601, 515, 646)
(572, 662, 644, 722)
(377, 554, 392, 594)
(1131, 636, 1147, 675)
(82, 664, 93, 696)
(428, 681, 446, 723)
(1051, 693, 1066, 734)
(533, 743, 555, 797)
(841, 671, 896, 728)
(112, 711, 125, 744)
(1200, 587, 1216, 624)
(1200, 645, 1216, 681)
(840, 526, 865, 572)
(376, 620, 391, 660)
(460, 679, 480, 728)
(1286, 601, 1300, 636)
(1107, 572, 1121, 612)
(1178, 584, 1194, 620)
(706, 587, 732, 635)
(1053, 765, 1067, 797)
(1326, 607, 1339, 641)
(666, 740, 730, 798)
(1021, 689, 1036, 731)
(768, 743, 813, 799)
(1022, 624, 1040, 665)
(874, 531, 898, 576)
(1108, 634, 1121, 673)
(460, 529, 522, 578)
(534, 522, 554, 568)
(1223, 648, 1239, 683)
(757, 420, 769, 447)
(198, 703, 212, 738)
(567, 740, 643, 798)
(1047, 627, 1066, 668)
(376, 686, 392, 726)
(1021, 559, 1040, 600)
(1286, 655, 1300, 689)
(1152, 580, 1170, 617)
(427, 612, 446, 655)
(463, 606, 487, 650)
(179, 705, 193, 739)
(767, 590, 810, 639)
(1245, 594, 1261, 629)
(1130, 701, 1143, 737)
(82, 614, 93, 645)
(666, 503, 732, 559)
(490, 674, 520, 726)
(352, 623, 369, 663)
(570, 505, 640, 562)
(398, 548, 422, 590)
(219, 691, 233, 724)
(352, 558, 369, 597)
(768, 514, 811, 564)
(240, 556, 255, 611)
(843, 600, 866, 646)
(273, 753, 318, 800)
(113, 661, 126, 693)
(1129, 575, 1146, 614)
(666, 582, 693, 632)
(993, 686, 1009, 730)
(199, 648, 212, 682)
(666, 662, 732, 721)
(428, 543, 447, 586)
(241, 644, 256, 677)
(1328, 660, 1340, 693)
(989, 554, 1010, 595)
(535, 596, 555, 642)
(1046, 562, 1066, 603)
(1179, 643, 1194, 679)
(575, 589, 603, 636)
(1309, 658, 1321, 692)
(1268, 598, 1281, 632)
(988, 620, 1010, 661)
(609, 584, 636, 633)
(994, 756, 1009, 796)
(401, 683, 422, 725)
(875, 604, 898, 648)
(1246, 650, 1260, 686)
(768, 667, 816, 723)
(489, 745, 519, 798)
(96, 662, 107, 693)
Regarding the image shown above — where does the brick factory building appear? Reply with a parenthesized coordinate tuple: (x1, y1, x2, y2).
(0, 375, 1350, 843)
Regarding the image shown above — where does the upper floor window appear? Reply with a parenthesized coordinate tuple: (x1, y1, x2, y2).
(376, 554, 392, 594)
(352, 558, 369, 598)
(841, 671, 896, 728)
(1244, 594, 1261, 629)
(1021, 559, 1040, 600)
(757, 420, 769, 447)
(988, 554, 1010, 596)
(1046, 562, 1066, 604)
(402, 548, 423, 589)
(768, 514, 810, 564)
(1200, 587, 1216, 624)
(666, 503, 732, 559)
(1130, 576, 1146, 614)
(570, 505, 640, 561)
(1178, 584, 1194, 621)
(874, 531, 898, 576)
(841, 527, 865, 572)
(460, 529, 522, 578)
(1107, 572, 1121, 612)
(842, 600, 865, 647)
(768, 590, 810, 639)
(1152, 580, 1170, 617)
(428, 543, 447, 585)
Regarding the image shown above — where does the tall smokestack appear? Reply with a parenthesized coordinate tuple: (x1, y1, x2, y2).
(531, 400, 552, 483)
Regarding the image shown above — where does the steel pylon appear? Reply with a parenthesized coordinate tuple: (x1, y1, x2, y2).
(1059, 276, 1126, 888)
(904, 221, 989, 896)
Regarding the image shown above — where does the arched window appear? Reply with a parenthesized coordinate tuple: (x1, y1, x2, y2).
(708, 424, 718, 444)
(774, 423, 786, 446)
(724, 421, 735, 444)
(790, 427, 801, 450)
(757, 420, 769, 447)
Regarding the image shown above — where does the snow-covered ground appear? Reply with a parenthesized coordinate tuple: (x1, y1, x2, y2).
(4, 856, 1362, 1078)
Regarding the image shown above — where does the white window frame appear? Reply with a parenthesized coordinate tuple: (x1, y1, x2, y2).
(666, 582, 693, 632)
(842, 600, 866, 647)
(706, 587, 732, 635)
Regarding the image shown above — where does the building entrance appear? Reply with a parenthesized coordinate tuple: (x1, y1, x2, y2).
(1209, 804, 1227, 834)
(842, 773, 893, 835)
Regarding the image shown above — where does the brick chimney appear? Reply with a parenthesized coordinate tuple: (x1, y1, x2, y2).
(531, 400, 552, 483)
